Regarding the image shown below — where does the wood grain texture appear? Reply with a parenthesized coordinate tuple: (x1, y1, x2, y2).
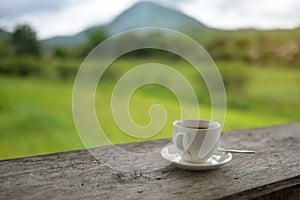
(0, 123, 300, 200)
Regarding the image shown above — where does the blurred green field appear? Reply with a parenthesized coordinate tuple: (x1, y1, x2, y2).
(0, 59, 299, 160)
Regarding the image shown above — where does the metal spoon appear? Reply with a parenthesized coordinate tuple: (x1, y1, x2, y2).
(218, 148, 256, 154)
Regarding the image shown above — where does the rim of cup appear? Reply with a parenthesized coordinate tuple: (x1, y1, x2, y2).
(173, 119, 221, 131)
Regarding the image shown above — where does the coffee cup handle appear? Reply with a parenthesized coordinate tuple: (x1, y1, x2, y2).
(173, 132, 188, 152)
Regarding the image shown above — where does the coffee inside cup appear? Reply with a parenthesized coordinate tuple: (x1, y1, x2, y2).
(186, 126, 208, 129)
(175, 120, 219, 131)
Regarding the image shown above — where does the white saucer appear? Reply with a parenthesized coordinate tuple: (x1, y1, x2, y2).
(160, 144, 232, 171)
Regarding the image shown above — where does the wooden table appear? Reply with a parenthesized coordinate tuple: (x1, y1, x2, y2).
(1, 123, 300, 199)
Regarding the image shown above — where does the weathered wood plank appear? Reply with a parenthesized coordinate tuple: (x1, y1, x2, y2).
(0, 123, 300, 200)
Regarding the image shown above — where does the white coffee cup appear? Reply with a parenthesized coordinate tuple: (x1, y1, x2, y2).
(173, 119, 221, 163)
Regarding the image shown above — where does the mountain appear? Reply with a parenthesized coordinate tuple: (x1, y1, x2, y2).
(105, 1, 207, 34)
(41, 1, 209, 51)
(41, 31, 88, 50)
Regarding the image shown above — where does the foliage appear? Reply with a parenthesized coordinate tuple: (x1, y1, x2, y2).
(0, 57, 42, 76)
(86, 28, 107, 47)
(0, 39, 13, 57)
(205, 28, 300, 67)
(53, 46, 70, 58)
(77, 28, 108, 57)
(55, 63, 78, 80)
(12, 24, 40, 57)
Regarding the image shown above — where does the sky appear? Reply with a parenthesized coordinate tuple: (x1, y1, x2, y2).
(0, 0, 300, 39)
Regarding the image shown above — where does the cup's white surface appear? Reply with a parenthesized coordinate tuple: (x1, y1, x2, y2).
(173, 120, 221, 163)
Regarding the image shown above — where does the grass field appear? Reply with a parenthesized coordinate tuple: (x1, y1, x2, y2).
(0, 59, 299, 160)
